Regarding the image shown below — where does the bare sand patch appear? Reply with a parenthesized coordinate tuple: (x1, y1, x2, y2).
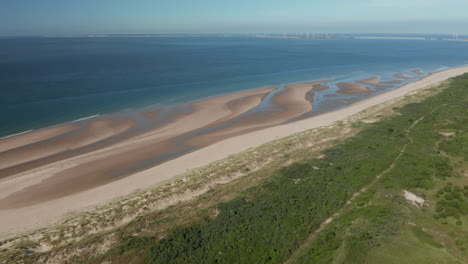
(439, 131, 455, 137)
(403, 190, 425, 207)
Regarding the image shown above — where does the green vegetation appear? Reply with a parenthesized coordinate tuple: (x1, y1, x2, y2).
(144, 109, 408, 263)
(100, 74, 468, 263)
(294, 74, 468, 263)
(3, 74, 468, 263)
(434, 183, 468, 221)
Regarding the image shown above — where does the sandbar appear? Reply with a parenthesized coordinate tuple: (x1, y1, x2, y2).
(394, 73, 415, 79)
(0, 87, 276, 209)
(0, 118, 136, 173)
(376, 85, 393, 89)
(411, 69, 426, 75)
(357, 76, 381, 85)
(336, 82, 371, 94)
(185, 81, 324, 146)
(382, 80, 403, 84)
(0, 124, 80, 153)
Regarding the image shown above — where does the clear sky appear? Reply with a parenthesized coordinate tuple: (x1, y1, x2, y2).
(2, 0, 468, 35)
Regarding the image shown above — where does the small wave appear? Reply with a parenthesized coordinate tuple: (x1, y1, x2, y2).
(71, 114, 100, 123)
(0, 129, 34, 140)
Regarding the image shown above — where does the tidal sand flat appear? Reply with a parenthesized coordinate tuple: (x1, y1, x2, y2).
(394, 73, 416, 79)
(0, 124, 80, 153)
(336, 82, 371, 94)
(0, 87, 276, 209)
(376, 84, 393, 89)
(357, 76, 381, 85)
(382, 80, 403, 84)
(411, 69, 426, 75)
(185, 81, 325, 146)
(1, 66, 468, 238)
(0, 118, 136, 174)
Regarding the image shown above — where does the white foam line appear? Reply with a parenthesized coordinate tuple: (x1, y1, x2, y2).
(71, 114, 100, 123)
(0, 130, 34, 140)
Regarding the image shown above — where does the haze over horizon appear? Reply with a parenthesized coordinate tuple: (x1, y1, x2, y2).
(2, 0, 468, 36)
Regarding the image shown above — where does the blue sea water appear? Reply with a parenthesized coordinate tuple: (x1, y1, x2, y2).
(1, 36, 468, 137)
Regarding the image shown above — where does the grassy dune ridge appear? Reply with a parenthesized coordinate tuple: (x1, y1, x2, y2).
(295, 74, 468, 263)
(2, 74, 467, 263)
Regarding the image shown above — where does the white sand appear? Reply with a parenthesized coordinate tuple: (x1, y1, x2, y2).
(0, 66, 467, 239)
(403, 190, 425, 207)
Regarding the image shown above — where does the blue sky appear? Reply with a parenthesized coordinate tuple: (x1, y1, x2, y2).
(1, 0, 468, 35)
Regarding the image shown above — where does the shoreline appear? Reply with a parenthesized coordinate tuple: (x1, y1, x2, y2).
(1, 66, 468, 238)
(0, 66, 452, 141)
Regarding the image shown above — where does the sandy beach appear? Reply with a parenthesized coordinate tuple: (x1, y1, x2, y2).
(1, 66, 468, 239)
(0, 118, 136, 172)
(0, 87, 277, 209)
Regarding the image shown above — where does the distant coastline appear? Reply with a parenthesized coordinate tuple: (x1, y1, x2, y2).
(44, 34, 237, 38)
(42, 33, 468, 42)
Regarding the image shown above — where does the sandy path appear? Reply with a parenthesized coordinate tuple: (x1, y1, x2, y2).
(0, 66, 467, 238)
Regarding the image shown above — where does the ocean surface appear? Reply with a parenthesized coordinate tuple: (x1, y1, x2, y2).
(1, 36, 468, 137)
